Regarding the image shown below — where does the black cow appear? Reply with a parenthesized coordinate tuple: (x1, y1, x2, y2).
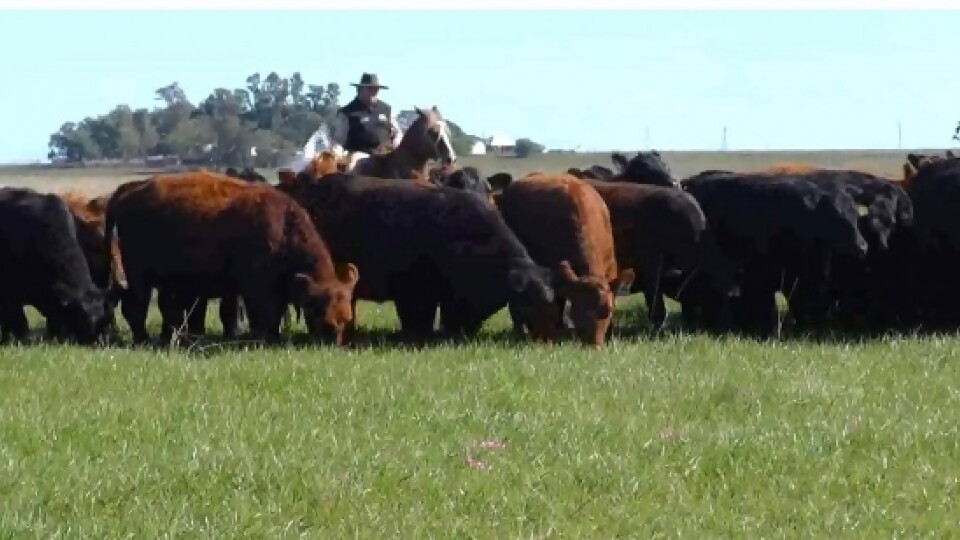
(0, 187, 114, 344)
(610, 151, 679, 188)
(277, 173, 560, 342)
(486, 172, 514, 192)
(899, 155, 960, 328)
(797, 170, 914, 330)
(581, 178, 711, 331)
(429, 166, 494, 199)
(680, 172, 868, 338)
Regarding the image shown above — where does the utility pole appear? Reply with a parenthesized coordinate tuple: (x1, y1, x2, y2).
(722, 126, 728, 151)
(897, 121, 902, 149)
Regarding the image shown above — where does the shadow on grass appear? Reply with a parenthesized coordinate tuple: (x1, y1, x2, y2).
(18, 299, 960, 358)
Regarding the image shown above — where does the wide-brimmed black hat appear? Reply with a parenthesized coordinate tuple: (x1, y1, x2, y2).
(350, 73, 389, 90)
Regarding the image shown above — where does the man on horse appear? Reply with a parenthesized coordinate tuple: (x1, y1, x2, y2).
(329, 73, 403, 171)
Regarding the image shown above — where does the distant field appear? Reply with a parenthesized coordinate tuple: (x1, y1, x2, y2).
(1, 149, 959, 537)
(0, 148, 940, 195)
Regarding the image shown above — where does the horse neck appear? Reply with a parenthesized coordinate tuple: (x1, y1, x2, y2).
(387, 130, 434, 179)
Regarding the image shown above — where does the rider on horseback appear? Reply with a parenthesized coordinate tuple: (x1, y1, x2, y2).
(329, 73, 403, 171)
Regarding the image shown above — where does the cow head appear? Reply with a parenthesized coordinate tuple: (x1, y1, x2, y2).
(553, 261, 635, 348)
(431, 165, 494, 203)
(56, 286, 115, 345)
(507, 260, 558, 342)
(292, 263, 360, 346)
(611, 151, 679, 188)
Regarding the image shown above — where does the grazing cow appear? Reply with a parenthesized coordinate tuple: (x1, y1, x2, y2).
(498, 173, 635, 347)
(277, 173, 559, 342)
(680, 172, 868, 337)
(0, 187, 114, 344)
(579, 178, 710, 331)
(105, 171, 359, 345)
(57, 190, 119, 290)
(896, 154, 960, 327)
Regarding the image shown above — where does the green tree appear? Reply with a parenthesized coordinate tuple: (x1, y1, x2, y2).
(515, 137, 545, 158)
(47, 72, 500, 167)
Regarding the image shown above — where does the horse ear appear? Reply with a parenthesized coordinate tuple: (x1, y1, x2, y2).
(432, 105, 439, 112)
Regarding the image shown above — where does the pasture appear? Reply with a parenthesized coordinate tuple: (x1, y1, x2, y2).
(0, 150, 958, 537)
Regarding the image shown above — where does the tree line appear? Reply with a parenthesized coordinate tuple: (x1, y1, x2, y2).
(47, 72, 543, 168)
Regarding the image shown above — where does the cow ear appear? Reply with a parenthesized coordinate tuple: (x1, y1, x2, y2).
(291, 273, 314, 303)
(557, 261, 578, 284)
(414, 106, 424, 116)
(903, 162, 917, 183)
(612, 268, 635, 297)
(337, 263, 359, 288)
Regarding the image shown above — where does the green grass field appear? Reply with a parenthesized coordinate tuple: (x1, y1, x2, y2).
(0, 150, 958, 537)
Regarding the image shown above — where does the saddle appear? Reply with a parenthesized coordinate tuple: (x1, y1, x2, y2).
(339, 142, 394, 172)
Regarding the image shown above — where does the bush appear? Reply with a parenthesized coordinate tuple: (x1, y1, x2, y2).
(514, 138, 545, 158)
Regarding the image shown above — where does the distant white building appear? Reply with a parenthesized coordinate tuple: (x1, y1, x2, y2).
(469, 140, 487, 155)
(486, 134, 516, 155)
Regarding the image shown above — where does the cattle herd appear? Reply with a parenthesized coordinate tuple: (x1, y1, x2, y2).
(2, 149, 959, 350)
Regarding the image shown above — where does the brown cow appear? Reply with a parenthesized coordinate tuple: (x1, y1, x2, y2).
(752, 162, 819, 175)
(104, 171, 359, 345)
(499, 173, 635, 347)
(57, 190, 123, 290)
(581, 178, 709, 331)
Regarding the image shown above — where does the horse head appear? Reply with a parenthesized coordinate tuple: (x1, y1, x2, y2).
(399, 106, 457, 166)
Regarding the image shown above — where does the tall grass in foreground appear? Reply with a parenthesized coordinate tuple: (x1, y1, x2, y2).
(0, 298, 958, 537)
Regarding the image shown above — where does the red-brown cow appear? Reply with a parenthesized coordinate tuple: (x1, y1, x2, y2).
(104, 171, 359, 345)
(57, 190, 121, 290)
(499, 173, 635, 347)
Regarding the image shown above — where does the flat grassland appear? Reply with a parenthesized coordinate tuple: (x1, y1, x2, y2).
(0, 150, 957, 537)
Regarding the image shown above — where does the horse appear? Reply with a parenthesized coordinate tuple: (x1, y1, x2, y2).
(346, 106, 457, 180)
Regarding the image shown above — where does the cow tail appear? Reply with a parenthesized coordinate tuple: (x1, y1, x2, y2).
(103, 199, 127, 290)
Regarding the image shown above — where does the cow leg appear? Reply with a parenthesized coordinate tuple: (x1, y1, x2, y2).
(739, 286, 779, 340)
(395, 296, 437, 342)
(219, 295, 240, 339)
(45, 312, 65, 342)
(0, 306, 29, 343)
(241, 290, 282, 343)
(157, 288, 188, 344)
(120, 284, 152, 345)
(639, 255, 667, 332)
(343, 297, 359, 343)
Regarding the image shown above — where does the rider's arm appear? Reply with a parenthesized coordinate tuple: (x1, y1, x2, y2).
(389, 115, 403, 147)
(328, 112, 348, 157)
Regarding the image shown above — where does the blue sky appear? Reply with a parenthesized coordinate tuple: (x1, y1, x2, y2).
(0, 9, 958, 163)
